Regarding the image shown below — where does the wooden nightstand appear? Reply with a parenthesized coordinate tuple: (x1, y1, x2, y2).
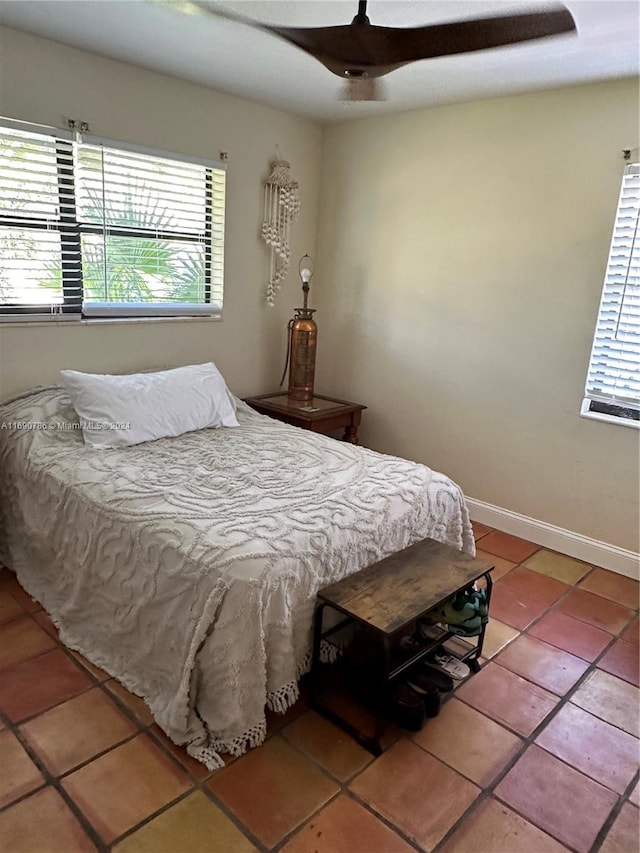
(245, 393, 367, 444)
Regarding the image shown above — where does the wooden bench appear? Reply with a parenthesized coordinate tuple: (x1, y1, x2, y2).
(309, 538, 494, 755)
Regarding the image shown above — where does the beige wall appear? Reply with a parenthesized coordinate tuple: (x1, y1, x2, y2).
(1, 29, 638, 552)
(315, 78, 639, 552)
(0, 27, 322, 398)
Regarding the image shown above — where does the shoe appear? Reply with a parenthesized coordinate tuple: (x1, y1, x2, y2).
(446, 616, 485, 638)
(418, 585, 488, 637)
(415, 662, 454, 692)
(399, 634, 425, 657)
(436, 585, 487, 621)
(425, 649, 470, 681)
(389, 683, 426, 731)
(406, 671, 441, 717)
(415, 620, 447, 640)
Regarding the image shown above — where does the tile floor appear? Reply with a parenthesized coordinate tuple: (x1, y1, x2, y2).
(0, 526, 638, 853)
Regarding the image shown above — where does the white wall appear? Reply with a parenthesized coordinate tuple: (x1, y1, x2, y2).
(315, 78, 639, 553)
(0, 27, 322, 399)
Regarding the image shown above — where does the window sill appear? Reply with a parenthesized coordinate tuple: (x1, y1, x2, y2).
(0, 315, 222, 329)
(579, 410, 640, 430)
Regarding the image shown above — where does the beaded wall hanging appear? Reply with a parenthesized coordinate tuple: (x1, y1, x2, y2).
(261, 159, 300, 306)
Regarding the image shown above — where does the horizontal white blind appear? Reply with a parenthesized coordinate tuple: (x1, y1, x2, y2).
(77, 144, 225, 315)
(0, 126, 76, 313)
(0, 121, 226, 318)
(585, 164, 640, 410)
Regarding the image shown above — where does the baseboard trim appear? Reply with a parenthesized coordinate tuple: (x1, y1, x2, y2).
(466, 497, 639, 580)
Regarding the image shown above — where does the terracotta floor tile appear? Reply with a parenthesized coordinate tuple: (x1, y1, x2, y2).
(496, 634, 589, 696)
(474, 550, 516, 584)
(471, 522, 493, 541)
(0, 590, 24, 625)
(412, 697, 522, 786)
(0, 786, 96, 853)
(62, 733, 190, 843)
(535, 703, 638, 794)
(350, 739, 479, 851)
(476, 531, 540, 564)
(499, 566, 569, 607)
(150, 724, 225, 779)
(0, 729, 45, 808)
(599, 802, 640, 853)
(495, 745, 618, 852)
(481, 619, 519, 658)
(0, 574, 42, 613)
(320, 690, 403, 750)
(486, 584, 549, 630)
(439, 798, 570, 853)
(598, 639, 639, 686)
(0, 649, 92, 722)
(579, 568, 639, 611)
(524, 550, 592, 585)
(281, 710, 372, 781)
(31, 610, 59, 639)
(282, 794, 414, 853)
(20, 687, 137, 776)
(571, 669, 639, 737)
(557, 588, 634, 635)
(629, 779, 639, 807)
(265, 695, 308, 736)
(69, 650, 111, 683)
(104, 679, 155, 726)
(208, 735, 339, 848)
(456, 662, 558, 736)
(0, 616, 56, 668)
(113, 790, 256, 853)
(529, 610, 613, 662)
(622, 617, 639, 644)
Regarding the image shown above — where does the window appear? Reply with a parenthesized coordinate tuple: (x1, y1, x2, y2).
(582, 162, 639, 427)
(0, 121, 226, 319)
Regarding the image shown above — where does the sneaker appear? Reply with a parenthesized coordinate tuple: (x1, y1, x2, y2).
(421, 586, 489, 629)
(416, 663, 455, 693)
(425, 649, 470, 681)
(406, 670, 443, 715)
(399, 634, 425, 657)
(446, 616, 485, 638)
(389, 683, 426, 731)
(415, 620, 447, 640)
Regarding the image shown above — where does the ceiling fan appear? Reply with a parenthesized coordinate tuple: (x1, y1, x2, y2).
(181, 1, 577, 100)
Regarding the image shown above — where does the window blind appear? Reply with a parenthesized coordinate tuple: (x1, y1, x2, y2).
(583, 163, 640, 418)
(0, 121, 226, 319)
(77, 144, 225, 317)
(0, 125, 79, 316)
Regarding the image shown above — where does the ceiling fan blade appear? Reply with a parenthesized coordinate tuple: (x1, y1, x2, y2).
(179, 2, 576, 81)
(264, 7, 577, 79)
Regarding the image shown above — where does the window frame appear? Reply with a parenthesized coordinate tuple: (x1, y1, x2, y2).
(0, 119, 226, 321)
(0, 123, 78, 318)
(581, 160, 640, 430)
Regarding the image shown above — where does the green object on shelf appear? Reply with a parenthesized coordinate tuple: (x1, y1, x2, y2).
(423, 586, 488, 636)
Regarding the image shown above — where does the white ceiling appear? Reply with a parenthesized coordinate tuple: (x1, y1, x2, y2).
(0, 0, 638, 122)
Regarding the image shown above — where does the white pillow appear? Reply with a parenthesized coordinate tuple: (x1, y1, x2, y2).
(60, 363, 239, 449)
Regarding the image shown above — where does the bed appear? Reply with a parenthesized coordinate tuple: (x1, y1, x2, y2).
(0, 384, 474, 768)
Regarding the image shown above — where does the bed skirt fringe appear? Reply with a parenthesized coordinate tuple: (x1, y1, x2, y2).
(191, 638, 343, 769)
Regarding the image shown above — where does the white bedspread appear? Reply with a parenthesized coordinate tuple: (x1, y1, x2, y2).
(0, 386, 474, 767)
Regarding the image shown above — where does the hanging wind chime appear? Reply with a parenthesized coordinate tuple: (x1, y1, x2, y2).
(261, 159, 300, 306)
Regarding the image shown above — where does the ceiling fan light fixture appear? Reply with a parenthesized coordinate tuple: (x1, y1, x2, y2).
(340, 76, 385, 102)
